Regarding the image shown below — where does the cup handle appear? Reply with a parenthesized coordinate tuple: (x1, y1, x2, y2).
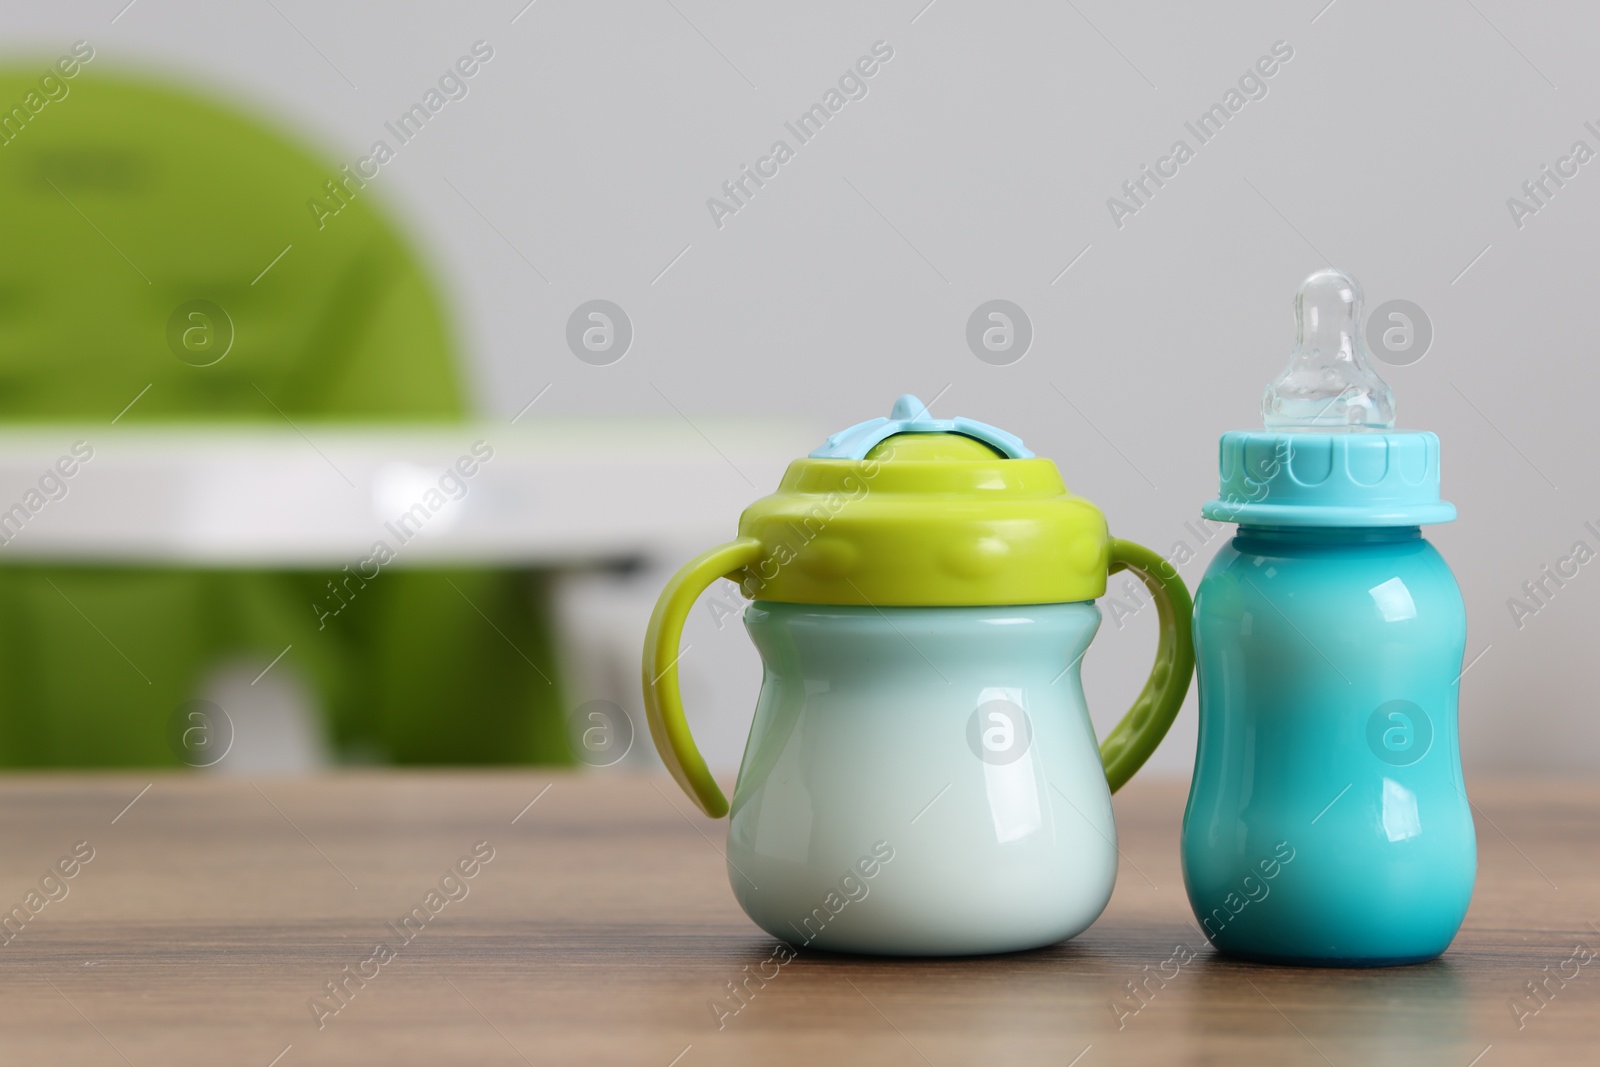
(1097, 538, 1195, 793)
(642, 538, 765, 817)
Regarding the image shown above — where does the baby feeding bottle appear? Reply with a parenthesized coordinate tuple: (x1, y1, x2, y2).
(643, 396, 1194, 956)
(1184, 269, 1475, 966)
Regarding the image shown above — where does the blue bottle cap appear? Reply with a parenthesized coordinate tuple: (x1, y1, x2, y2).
(809, 394, 1034, 460)
(1209, 269, 1455, 527)
(1204, 430, 1455, 527)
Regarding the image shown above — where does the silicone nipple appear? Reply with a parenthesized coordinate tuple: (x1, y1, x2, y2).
(1262, 268, 1396, 430)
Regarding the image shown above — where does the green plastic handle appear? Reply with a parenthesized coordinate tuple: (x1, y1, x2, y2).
(1097, 538, 1196, 792)
(643, 535, 1193, 814)
(642, 539, 765, 818)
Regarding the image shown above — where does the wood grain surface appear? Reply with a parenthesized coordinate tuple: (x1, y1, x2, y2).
(0, 772, 1592, 1066)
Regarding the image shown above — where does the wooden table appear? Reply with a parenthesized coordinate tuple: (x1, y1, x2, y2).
(1, 774, 1593, 1065)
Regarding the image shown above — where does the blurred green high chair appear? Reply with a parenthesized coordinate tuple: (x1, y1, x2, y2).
(0, 66, 570, 766)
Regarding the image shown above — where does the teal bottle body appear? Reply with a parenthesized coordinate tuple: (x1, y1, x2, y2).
(1184, 525, 1475, 966)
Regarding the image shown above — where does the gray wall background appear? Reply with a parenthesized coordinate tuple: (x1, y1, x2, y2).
(6, 0, 1597, 776)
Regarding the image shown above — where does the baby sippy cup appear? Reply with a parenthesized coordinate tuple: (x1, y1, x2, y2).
(643, 396, 1195, 956)
(1184, 269, 1475, 966)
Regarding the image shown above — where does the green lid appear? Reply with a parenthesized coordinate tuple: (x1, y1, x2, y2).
(732, 396, 1112, 605)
